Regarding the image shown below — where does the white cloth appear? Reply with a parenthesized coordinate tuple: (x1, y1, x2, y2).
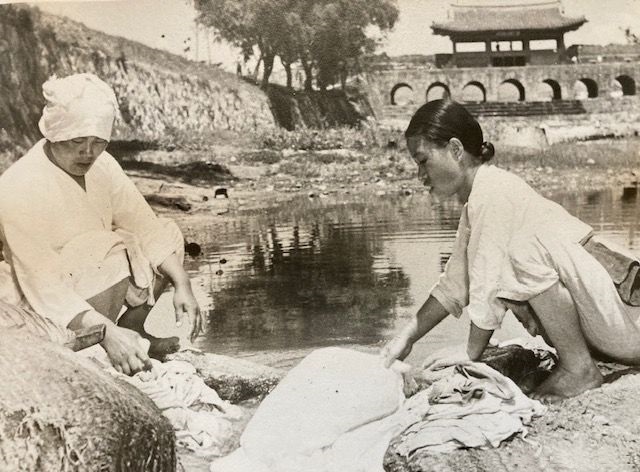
(38, 73, 119, 142)
(211, 349, 543, 472)
(0, 139, 183, 328)
(430, 164, 592, 330)
(211, 347, 406, 472)
(395, 362, 545, 455)
(120, 359, 243, 457)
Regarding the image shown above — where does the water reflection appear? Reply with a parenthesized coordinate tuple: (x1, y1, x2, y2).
(186, 186, 640, 367)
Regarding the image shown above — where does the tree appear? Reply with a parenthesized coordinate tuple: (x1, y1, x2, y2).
(192, 0, 289, 88)
(192, 0, 398, 90)
(308, 0, 398, 90)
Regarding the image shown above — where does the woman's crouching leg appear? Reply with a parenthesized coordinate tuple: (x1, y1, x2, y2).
(85, 277, 130, 322)
(117, 276, 179, 360)
(528, 281, 603, 402)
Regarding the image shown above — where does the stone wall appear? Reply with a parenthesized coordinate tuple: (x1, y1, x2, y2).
(0, 5, 276, 152)
(367, 62, 640, 111)
(378, 96, 640, 149)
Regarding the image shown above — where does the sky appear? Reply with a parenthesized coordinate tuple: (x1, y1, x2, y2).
(10, 0, 640, 72)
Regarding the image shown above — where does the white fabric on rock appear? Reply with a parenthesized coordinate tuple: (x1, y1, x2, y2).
(0, 139, 183, 328)
(211, 349, 544, 472)
(38, 73, 119, 142)
(394, 361, 545, 456)
(120, 359, 243, 457)
(211, 347, 406, 472)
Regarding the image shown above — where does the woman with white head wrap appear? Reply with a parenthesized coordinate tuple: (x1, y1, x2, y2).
(0, 73, 203, 375)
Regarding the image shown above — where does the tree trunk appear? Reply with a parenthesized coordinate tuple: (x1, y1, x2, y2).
(300, 56, 314, 92)
(261, 53, 275, 89)
(252, 53, 263, 81)
(283, 62, 293, 89)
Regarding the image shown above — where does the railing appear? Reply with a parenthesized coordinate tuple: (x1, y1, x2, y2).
(435, 49, 565, 68)
(463, 100, 587, 117)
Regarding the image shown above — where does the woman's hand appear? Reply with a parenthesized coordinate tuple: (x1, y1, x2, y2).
(381, 334, 414, 368)
(422, 344, 471, 371)
(173, 282, 203, 342)
(101, 325, 152, 375)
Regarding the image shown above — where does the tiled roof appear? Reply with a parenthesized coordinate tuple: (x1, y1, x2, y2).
(432, 1, 586, 35)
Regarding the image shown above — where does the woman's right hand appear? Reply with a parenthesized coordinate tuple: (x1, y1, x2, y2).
(100, 325, 152, 375)
(380, 334, 414, 368)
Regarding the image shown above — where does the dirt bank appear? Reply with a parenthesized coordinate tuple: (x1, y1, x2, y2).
(129, 137, 640, 226)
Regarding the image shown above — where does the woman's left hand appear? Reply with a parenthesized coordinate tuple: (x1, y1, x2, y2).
(173, 283, 203, 342)
(422, 344, 471, 371)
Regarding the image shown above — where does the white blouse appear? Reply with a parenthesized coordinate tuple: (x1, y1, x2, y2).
(0, 140, 182, 327)
(430, 164, 592, 330)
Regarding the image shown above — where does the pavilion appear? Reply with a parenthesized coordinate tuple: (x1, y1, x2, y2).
(431, 1, 586, 68)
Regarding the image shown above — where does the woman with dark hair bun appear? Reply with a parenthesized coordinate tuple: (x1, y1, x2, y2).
(381, 99, 640, 402)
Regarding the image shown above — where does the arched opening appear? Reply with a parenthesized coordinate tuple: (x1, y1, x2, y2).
(461, 81, 486, 102)
(497, 79, 525, 102)
(615, 75, 636, 96)
(425, 82, 450, 102)
(390, 83, 414, 106)
(573, 78, 598, 99)
(541, 79, 562, 100)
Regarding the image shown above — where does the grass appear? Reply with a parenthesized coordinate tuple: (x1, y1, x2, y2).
(495, 138, 640, 169)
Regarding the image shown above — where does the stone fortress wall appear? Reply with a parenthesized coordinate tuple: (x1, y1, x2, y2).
(364, 61, 640, 148)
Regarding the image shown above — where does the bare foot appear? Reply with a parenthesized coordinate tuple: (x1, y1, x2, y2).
(531, 363, 603, 403)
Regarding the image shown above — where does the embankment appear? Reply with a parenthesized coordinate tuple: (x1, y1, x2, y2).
(0, 4, 276, 154)
(266, 84, 375, 130)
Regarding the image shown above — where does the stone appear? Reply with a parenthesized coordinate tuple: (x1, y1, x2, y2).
(0, 331, 175, 471)
(145, 193, 192, 211)
(166, 350, 284, 404)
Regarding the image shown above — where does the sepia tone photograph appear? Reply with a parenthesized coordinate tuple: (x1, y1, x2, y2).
(1, 0, 640, 470)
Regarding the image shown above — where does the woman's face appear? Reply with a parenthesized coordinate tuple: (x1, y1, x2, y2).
(48, 136, 109, 176)
(406, 136, 464, 198)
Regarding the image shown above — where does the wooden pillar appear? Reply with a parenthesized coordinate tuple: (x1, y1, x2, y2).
(485, 40, 492, 67)
(557, 34, 566, 62)
(523, 39, 531, 65)
(452, 40, 457, 67)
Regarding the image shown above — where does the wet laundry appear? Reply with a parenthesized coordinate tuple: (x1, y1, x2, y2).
(211, 347, 545, 472)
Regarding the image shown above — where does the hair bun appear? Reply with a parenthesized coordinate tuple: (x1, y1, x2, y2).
(480, 141, 495, 161)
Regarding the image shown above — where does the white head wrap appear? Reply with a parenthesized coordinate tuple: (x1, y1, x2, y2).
(38, 73, 119, 142)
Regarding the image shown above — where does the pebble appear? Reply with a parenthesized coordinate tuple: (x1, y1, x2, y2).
(592, 414, 610, 425)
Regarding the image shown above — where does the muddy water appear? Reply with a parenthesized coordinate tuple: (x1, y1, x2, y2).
(185, 186, 640, 369)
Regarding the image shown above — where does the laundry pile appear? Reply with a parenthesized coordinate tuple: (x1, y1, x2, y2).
(117, 358, 243, 456)
(211, 347, 545, 472)
(75, 343, 244, 459)
(395, 362, 546, 456)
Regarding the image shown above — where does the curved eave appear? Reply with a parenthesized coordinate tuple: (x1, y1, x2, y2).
(432, 18, 586, 38)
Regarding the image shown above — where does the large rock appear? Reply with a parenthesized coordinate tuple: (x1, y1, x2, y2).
(167, 350, 284, 403)
(0, 331, 176, 471)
